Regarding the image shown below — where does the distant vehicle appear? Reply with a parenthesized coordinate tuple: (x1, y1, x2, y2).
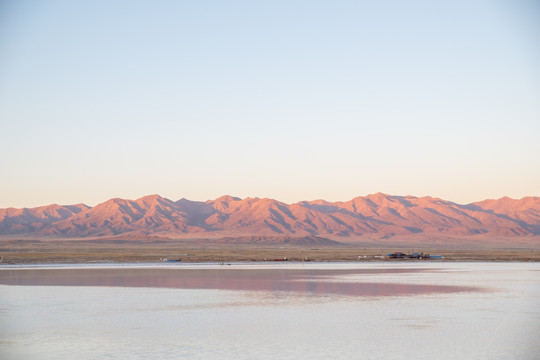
(161, 258, 181, 262)
(387, 252, 406, 259)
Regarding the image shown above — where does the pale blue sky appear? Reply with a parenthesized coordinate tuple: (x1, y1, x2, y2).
(1, 0, 539, 208)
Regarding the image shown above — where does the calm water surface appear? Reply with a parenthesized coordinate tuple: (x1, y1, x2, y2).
(1, 262, 539, 359)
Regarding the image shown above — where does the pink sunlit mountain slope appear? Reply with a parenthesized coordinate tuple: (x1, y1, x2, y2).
(1, 194, 539, 243)
(0, 204, 89, 234)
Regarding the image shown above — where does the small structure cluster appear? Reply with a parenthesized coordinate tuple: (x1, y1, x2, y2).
(386, 252, 443, 259)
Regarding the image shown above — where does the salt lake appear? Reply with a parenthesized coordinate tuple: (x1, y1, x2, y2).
(1, 262, 539, 359)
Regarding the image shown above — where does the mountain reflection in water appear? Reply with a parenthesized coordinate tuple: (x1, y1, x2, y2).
(0, 267, 481, 297)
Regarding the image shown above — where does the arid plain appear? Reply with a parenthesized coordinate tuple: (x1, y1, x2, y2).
(1, 237, 539, 264)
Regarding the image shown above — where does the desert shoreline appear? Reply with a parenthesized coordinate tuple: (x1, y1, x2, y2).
(1, 239, 539, 264)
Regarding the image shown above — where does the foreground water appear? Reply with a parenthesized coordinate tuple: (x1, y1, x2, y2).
(1, 262, 539, 359)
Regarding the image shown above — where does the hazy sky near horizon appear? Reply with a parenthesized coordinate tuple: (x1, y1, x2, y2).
(1, 0, 539, 208)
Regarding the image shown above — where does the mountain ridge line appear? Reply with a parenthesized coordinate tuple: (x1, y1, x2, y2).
(1, 193, 539, 241)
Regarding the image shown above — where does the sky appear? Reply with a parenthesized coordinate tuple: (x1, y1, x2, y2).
(1, 0, 539, 208)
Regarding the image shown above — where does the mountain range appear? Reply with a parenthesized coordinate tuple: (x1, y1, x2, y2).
(1, 194, 539, 244)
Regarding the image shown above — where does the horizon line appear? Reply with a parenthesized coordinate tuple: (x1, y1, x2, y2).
(2, 192, 538, 210)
